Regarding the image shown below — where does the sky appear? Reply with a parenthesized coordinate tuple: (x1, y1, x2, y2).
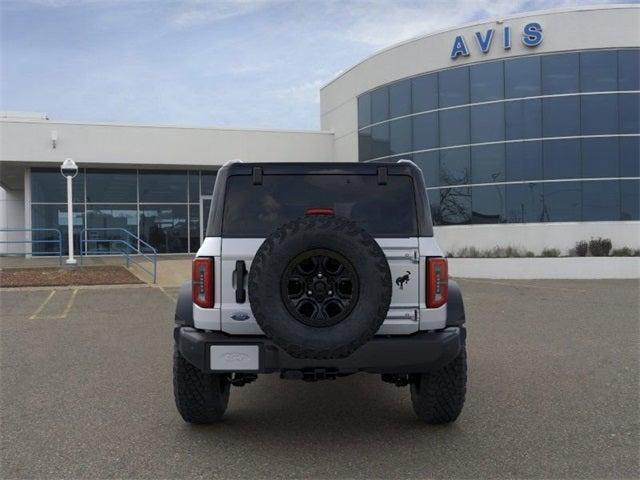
(0, 0, 630, 130)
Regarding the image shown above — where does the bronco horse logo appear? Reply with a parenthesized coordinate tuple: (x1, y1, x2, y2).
(395, 271, 411, 289)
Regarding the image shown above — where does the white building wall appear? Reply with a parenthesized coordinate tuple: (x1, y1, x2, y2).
(0, 187, 26, 254)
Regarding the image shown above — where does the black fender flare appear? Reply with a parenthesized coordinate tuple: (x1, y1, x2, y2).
(446, 279, 466, 327)
(175, 281, 194, 327)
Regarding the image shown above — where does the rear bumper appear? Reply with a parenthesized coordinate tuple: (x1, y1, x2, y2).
(174, 326, 464, 375)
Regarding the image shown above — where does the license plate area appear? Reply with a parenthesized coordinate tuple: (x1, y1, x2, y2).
(210, 345, 259, 371)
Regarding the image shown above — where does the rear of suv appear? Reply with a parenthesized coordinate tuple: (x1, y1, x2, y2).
(173, 161, 467, 424)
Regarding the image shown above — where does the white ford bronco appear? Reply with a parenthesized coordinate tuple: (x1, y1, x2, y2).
(173, 161, 467, 424)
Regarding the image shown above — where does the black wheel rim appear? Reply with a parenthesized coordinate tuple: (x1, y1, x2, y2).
(281, 249, 359, 327)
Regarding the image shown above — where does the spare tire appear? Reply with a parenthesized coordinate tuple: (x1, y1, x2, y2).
(248, 215, 391, 359)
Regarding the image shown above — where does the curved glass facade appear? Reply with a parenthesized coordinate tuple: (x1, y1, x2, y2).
(357, 48, 640, 225)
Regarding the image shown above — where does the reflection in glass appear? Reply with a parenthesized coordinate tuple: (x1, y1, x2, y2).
(31, 204, 84, 255)
(505, 99, 542, 140)
(139, 170, 187, 203)
(581, 94, 618, 135)
(358, 94, 371, 128)
(188, 171, 200, 202)
(582, 137, 619, 178)
(618, 49, 640, 91)
(470, 61, 504, 102)
(201, 171, 218, 197)
(412, 74, 438, 113)
(412, 112, 438, 151)
(506, 142, 543, 182)
(413, 152, 439, 188)
(389, 79, 411, 118)
(31, 168, 85, 203)
(358, 129, 372, 161)
(439, 108, 469, 147)
(580, 51, 617, 92)
(542, 96, 580, 137)
(371, 123, 390, 158)
(621, 180, 640, 221)
(506, 183, 543, 223)
(439, 67, 469, 108)
(543, 139, 581, 180)
(619, 93, 639, 134)
(440, 187, 471, 225)
(471, 144, 505, 184)
(86, 169, 137, 203)
(140, 205, 188, 253)
(427, 189, 441, 225)
(86, 205, 138, 254)
(189, 204, 200, 252)
(542, 182, 581, 222)
(440, 148, 470, 186)
(542, 53, 579, 94)
(620, 136, 640, 177)
(583, 181, 620, 221)
(470, 103, 504, 143)
(371, 87, 389, 123)
(390, 118, 412, 155)
(472, 185, 505, 224)
(505, 56, 541, 98)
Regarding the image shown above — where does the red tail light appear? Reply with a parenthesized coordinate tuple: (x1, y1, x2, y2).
(192, 258, 214, 308)
(427, 257, 448, 308)
(305, 207, 334, 216)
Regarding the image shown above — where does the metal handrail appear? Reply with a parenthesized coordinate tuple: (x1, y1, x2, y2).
(0, 228, 63, 264)
(79, 228, 158, 283)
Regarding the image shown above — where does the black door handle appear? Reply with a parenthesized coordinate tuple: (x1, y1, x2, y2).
(235, 260, 247, 303)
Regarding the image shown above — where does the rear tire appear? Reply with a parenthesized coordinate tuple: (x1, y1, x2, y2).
(173, 343, 230, 424)
(410, 344, 467, 424)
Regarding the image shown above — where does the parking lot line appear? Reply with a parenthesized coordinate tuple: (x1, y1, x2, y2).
(28, 290, 56, 320)
(29, 288, 79, 320)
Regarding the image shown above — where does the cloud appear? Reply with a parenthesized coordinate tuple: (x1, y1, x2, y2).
(170, 0, 284, 28)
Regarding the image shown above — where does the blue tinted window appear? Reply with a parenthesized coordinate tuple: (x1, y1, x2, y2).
(390, 80, 411, 118)
(505, 99, 542, 140)
(472, 185, 505, 224)
(543, 182, 581, 222)
(506, 183, 543, 223)
(140, 205, 189, 253)
(471, 144, 505, 184)
(86, 205, 137, 242)
(201, 171, 217, 197)
(543, 139, 580, 179)
(619, 49, 640, 91)
(505, 56, 541, 98)
(470, 103, 504, 143)
(358, 128, 372, 161)
(440, 147, 470, 186)
(582, 137, 619, 178)
(358, 94, 371, 128)
(439, 108, 469, 147)
(543, 97, 580, 137)
(439, 67, 469, 107)
(621, 179, 640, 220)
(506, 142, 543, 182)
(580, 51, 617, 92)
(582, 180, 620, 221)
(189, 171, 199, 202)
(542, 53, 579, 94)
(139, 170, 188, 203)
(389, 117, 412, 155)
(440, 187, 471, 225)
(620, 136, 640, 177)
(412, 74, 438, 112)
(470, 61, 504, 102)
(413, 151, 439, 188)
(370, 87, 389, 123)
(86, 169, 137, 203)
(581, 94, 618, 135)
(371, 123, 390, 158)
(189, 204, 200, 252)
(31, 204, 84, 255)
(427, 189, 441, 225)
(31, 168, 85, 203)
(619, 93, 639, 134)
(412, 112, 438, 151)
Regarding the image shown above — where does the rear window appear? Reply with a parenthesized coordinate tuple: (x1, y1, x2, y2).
(222, 174, 418, 237)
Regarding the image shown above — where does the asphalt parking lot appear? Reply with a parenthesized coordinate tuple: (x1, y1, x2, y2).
(1, 279, 638, 479)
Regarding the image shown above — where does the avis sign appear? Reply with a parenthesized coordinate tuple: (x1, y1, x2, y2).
(450, 22, 543, 59)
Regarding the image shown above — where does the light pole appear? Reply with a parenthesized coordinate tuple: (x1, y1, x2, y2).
(60, 158, 78, 265)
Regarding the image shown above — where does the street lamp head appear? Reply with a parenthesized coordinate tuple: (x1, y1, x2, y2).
(60, 158, 78, 178)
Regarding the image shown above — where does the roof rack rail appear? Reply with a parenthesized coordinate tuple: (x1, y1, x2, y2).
(223, 158, 243, 166)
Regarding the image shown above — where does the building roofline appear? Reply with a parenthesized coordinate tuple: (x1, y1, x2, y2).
(0, 117, 334, 136)
(320, 4, 639, 91)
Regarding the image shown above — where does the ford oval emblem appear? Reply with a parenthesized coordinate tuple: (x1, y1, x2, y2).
(231, 312, 250, 321)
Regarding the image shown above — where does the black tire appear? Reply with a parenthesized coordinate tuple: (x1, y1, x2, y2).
(173, 343, 230, 424)
(248, 215, 392, 359)
(410, 343, 467, 424)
